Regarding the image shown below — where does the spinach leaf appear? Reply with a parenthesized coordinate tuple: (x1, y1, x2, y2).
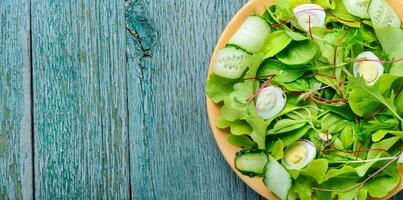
(280, 125, 312, 146)
(339, 125, 354, 148)
(276, 40, 318, 65)
(282, 78, 322, 92)
(257, 60, 305, 83)
(321, 113, 348, 133)
(263, 30, 292, 58)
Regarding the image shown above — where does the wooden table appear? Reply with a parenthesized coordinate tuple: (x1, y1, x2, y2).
(0, 0, 401, 199)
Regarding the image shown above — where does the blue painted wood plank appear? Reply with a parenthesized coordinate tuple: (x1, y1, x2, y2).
(0, 0, 33, 199)
(31, 0, 130, 199)
(126, 0, 259, 199)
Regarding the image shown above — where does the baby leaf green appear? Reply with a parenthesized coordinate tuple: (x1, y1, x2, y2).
(276, 40, 318, 65)
(263, 30, 292, 58)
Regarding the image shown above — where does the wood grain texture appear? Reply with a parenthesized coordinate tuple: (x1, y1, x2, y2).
(126, 0, 259, 199)
(31, 0, 130, 199)
(0, 0, 33, 199)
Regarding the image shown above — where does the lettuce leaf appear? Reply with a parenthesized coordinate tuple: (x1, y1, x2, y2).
(365, 165, 400, 198)
(206, 74, 238, 103)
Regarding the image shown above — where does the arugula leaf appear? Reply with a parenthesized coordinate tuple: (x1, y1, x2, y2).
(276, 40, 318, 65)
(263, 30, 292, 58)
(227, 134, 257, 148)
(348, 76, 402, 120)
(206, 74, 238, 103)
(360, 113, 399, 136)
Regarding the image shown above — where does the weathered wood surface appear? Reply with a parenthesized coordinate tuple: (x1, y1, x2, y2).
(126, 0, 260, 199)
(31, 0, 129, 199)
(0, 0, 402, 199)
(0, 0, 32, 199)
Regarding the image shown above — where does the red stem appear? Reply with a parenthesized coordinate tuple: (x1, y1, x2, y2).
(355, 143, 362, 160)
(350, 57, 403, 64)
(247, 77, 273, 103)
(308, 15, 313, 40)
(284, 8, 360, 24)
(243, 75, 274, 80)
(324, 131, 386, 154)
(316, 73, 336, 79)
(334, 29, 349, 68)
(314, 154, 400, 193)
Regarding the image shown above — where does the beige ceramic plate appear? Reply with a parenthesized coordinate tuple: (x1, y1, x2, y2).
(206, 0, 403, 199)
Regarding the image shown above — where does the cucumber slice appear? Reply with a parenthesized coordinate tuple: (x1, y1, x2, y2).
(263, 155, 292, 200)
(213, 47, 251, 79)
(228, 16, 271, 53)
(342, 0, 370, 19)
(369, 0, 401, 28)
(234, 149, 268, 177)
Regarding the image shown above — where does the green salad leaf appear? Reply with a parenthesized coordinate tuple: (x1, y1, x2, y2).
(365, 165, 400, 198)
(276, 40, 318, 65)
(263, 30, 292, 59)
(227, 135, 257, 148)
(206, 74, 238, 103)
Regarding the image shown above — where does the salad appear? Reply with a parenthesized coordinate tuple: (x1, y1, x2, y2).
(206, 0, 403, 199)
